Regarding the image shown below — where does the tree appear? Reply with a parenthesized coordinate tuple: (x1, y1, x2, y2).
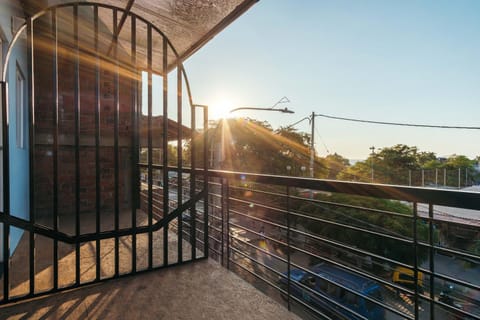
(324, 153, 350, 180)
(275, 126, 310, 147)
(338, 144, 441, 185)
(444, 154, 475, 169)
(294, 193, 433, 266)
(195, 118, 327, 177)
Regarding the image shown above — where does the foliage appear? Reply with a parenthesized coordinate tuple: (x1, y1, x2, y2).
(295, 192, 433, 265)
(324, 153, 350, 180)
(193, 118, 327, 177)
(337, 144, 479, 185)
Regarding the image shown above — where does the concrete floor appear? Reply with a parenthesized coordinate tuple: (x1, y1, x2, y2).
(0, 207, 299, 320)
(0, 259, 299, 320)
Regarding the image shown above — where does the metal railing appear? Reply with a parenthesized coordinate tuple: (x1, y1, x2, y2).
(203, 170, 480, 320)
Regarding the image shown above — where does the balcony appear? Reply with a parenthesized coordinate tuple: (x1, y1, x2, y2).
(0, 2, 479, 319)
(202, 170, 480, 320)
(1, 169, 479, 319)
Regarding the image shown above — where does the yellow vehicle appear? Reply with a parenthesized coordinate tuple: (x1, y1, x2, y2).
(392, 267, 424, 293)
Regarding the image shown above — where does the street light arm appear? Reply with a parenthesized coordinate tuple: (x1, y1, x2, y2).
(286, 116, 311, 129)
(229, 107, 294, 114)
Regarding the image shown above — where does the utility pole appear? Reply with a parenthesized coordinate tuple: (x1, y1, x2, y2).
(369, 146, 375, 183)
(310, 112, 315, 179)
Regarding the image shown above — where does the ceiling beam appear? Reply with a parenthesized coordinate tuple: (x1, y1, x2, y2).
(106, 0, 135, 56)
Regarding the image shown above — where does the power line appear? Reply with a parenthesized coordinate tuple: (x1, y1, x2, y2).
(314, 113, 480, 130)
(314, 126, 330, 154)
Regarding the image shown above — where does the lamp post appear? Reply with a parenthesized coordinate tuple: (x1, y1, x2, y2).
(207, 97, 295, 168)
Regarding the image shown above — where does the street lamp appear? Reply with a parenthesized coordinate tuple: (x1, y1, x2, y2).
(207, 97, 294, 169)
(229, 96, 294, 114)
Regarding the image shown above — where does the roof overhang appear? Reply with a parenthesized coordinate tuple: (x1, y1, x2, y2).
(23, 0, 258, 67)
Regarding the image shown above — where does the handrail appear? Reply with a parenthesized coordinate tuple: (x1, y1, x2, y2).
(207, 169, 480, 210)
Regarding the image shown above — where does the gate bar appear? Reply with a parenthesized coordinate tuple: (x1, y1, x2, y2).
(73, 4, 81, 286)
(147, 23, 153, 269)
(130, 13, 138, 274)
(113, 8, 120, 278)
(190, 104, 196, 259)
(27, 15, 36, 296)
(176, 63, 183, 263)
(162, 36, 169, 266)
(94, 4, 101, 282)
(52, 8, 59, 290)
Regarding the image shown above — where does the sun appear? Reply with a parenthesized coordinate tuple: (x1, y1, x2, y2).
(209, 99, 234, 120)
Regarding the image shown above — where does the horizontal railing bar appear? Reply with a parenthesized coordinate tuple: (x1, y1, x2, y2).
(229, 221, 287, 248)
(208, 170, 480, 210)
(230, 245, 285, 278)
(229, 196, 288, 215)
(230, 235, 288, 264)
(289, 194, 415, 220)
(290, 208, 413, 243)
(290, 225, 414, 269)
(229, 208, 286, 231)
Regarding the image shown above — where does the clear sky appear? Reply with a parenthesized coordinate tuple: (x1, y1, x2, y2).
(184, 0, 480, 160)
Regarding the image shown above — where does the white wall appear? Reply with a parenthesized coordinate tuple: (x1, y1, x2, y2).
(0, 0, 27, 262)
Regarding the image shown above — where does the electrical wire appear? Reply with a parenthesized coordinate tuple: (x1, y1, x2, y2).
(315, 126, 330, 154)
(313, 113, 480, 130)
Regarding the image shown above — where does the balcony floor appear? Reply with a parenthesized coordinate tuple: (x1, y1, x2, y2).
(0, 258, 299, 320)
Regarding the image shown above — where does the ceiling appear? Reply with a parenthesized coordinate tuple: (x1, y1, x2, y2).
(23, 0, 258, 69)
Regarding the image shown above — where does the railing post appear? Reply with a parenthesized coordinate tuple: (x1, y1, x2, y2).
(413, 202, 419, 320)
(286, 186, 291, 311)
(203, 106, 209, 258)
(220, 178, 225, 266)
(226, 178, 230, 270)
(429, 203, 435, 320)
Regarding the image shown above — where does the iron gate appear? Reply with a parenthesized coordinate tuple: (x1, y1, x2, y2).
(0, 2, 208, 303)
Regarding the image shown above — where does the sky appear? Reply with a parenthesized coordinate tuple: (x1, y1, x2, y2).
(184, 0, 480, 160)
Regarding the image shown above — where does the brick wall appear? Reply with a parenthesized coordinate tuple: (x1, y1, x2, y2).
(33, 27, 135, 219)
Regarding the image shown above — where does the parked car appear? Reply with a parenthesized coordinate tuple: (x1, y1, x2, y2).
(392, 266, 424, 293)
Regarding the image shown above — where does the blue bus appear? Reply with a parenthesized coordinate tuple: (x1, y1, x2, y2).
(280, 263, 385, 319)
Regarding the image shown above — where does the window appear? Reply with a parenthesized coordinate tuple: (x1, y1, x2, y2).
(16, 65, 25, 149)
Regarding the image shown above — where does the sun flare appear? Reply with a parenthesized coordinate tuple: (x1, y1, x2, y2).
(209, 100, 234, 120)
